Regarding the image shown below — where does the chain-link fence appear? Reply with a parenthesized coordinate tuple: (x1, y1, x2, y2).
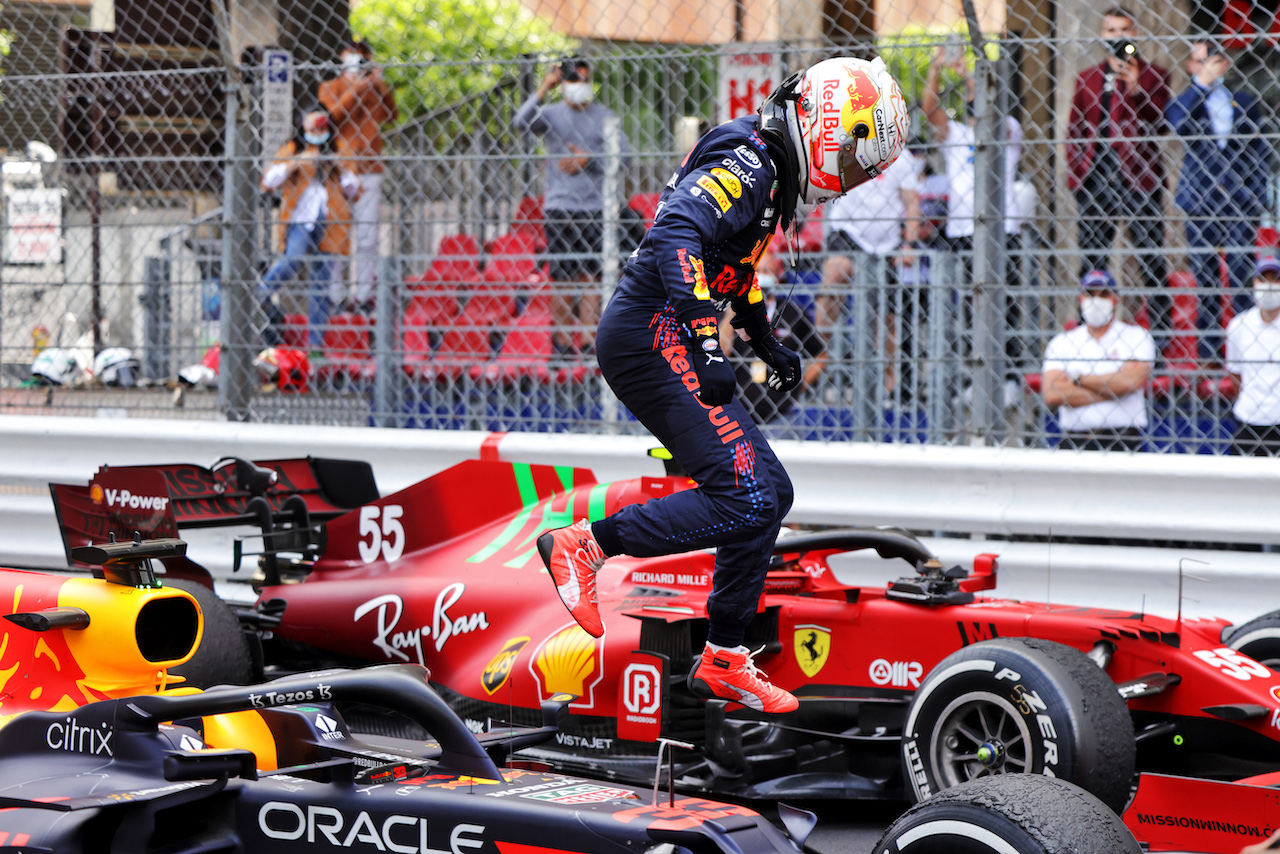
(3, 0, 1280, 453)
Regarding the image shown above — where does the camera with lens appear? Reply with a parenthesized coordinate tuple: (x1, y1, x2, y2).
(1109, 39, 1138, 60)
(558, 58, 583, 82)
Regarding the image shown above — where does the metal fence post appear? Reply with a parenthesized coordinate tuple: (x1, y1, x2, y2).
(600, 114, 621, 429)
(218, 81, 258, 421)
(968, 54, 1007, 446)
(141, 254, 171, 380)
(374, 254, 402, 426)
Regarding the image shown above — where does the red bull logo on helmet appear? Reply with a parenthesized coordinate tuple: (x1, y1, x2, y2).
(840, 68, 880, 137)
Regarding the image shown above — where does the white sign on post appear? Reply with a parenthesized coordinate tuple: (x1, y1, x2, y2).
(261, 49, 293, 161)
(5, 188, 62, 265)
(717, 50, 780, 124)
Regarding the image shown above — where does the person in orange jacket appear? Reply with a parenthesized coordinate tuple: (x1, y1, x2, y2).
(319, 41, 398, 311)
(259, 110, 360, 347)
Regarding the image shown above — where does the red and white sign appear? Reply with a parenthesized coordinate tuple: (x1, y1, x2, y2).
(717, 50, 780, 123)
(616, 652, 663, 742)
(5, 188, 61, 265)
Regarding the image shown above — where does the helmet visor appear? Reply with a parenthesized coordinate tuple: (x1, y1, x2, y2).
(838, 143, 874, 192)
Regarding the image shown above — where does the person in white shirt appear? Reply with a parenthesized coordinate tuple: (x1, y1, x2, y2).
(819, 148, 922, 398)
(1226, 257, 1280, 455)
(1041, 269, 1156, 450)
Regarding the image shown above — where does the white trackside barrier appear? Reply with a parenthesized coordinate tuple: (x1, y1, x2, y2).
(2, 415, 1278, 623)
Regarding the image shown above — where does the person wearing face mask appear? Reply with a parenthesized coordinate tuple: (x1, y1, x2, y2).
(513, 57, 632, 355)
(723, 249, 828, 430)
(259, 110, 361, 348)
(1041, 269, 1156, 450)
(1226, 257, 1280, 456)
(318, 40, 398, 312)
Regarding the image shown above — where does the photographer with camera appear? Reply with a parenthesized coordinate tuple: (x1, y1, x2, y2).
(1168, 40, 1271, 363)
(1066, 7, 1172, 339)
(318, 40, 398, 312)
(514, 57, 632, 355)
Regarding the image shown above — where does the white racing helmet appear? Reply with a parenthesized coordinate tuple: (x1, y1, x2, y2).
(31, 348, 81, 386)
(761, 56, 909, 205)
(93, 347, 140, 387)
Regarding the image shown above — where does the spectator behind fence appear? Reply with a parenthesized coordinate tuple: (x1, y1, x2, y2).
(819, 147, 921, 398)
(724, 249, 828, 428)
(259, 110, 360, 348)
(1167, 39, 1270, 362)
(922, 46, 1026, 404)
(1226, 257, 1280, 456)
(1066, 7, 1172, 337)
(514, 57, 632, 355)
(318, 40, 398, 312)
(1041, 269, 1155, 451)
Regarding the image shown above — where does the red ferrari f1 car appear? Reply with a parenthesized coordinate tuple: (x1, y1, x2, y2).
(49, 455, 1280, 815)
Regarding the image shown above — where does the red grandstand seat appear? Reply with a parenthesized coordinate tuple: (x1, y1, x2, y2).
(512, 196, 546, 252)
(483, 231, 541, 284)
(1162, 270, 1201, 367)
(485, 301, 554, 383)
(282, 313, 309, 351)
(1197, 374, 1240, 401)
(1258, 226, 1279, 252)
(627, 192, 663, 229)
(429, 288, 518, 381)
(404, 289, 459, 327)
(317, 313, 374, 385)
(417, 234, 482, 286)
(523, 286, 553, 318)
(401, 307, 438, 379)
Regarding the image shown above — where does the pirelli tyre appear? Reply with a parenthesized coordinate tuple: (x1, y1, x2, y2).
(901, 637, 1135, 814)
(1223, 608, 1280, 670)
(167, 578, 255, 687)
(874, 775, 1142, 854)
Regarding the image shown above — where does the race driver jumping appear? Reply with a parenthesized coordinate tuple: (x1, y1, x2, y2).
(539, 57, 909, 714)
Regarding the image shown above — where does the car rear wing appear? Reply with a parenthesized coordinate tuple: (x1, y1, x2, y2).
(49, 456, 379, 574)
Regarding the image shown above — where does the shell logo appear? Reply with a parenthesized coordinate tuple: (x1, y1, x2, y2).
(1272, 684, 1280, 703)
(90, 484, 104, 505)
(840, 69, 880, 138)
(530, 624, 602, 710)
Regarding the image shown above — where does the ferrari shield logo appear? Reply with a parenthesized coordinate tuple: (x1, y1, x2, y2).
(794, 625, 831, 678)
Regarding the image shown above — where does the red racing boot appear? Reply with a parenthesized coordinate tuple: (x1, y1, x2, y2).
(687, 644, 799, 713)
(537, 519, 607, 637)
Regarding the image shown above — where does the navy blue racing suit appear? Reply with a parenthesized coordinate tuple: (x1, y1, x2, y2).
(590, 117, 794, 649)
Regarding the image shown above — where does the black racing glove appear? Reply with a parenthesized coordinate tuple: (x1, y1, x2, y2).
(682, 313, 735, 406)
(731, 304, 803, 393)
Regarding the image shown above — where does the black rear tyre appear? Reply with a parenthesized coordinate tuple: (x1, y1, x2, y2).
(875, 775, 1142, 854)
(1224, 609, 1280, 670)
(167, 578, 255, 687)
(901, 637, 1135, 814)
